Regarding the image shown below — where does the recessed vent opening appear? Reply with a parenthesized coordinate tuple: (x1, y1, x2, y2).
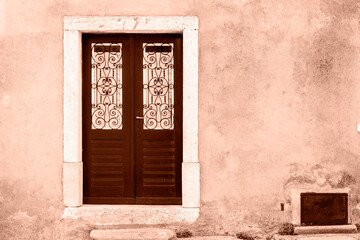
(301, 193, 348, 226)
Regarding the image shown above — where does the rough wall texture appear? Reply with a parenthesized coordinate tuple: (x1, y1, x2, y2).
(0, 0, 360, 239)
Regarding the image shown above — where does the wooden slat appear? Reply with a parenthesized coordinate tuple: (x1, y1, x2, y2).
(143, 155, 175, 161)
(84, 197, 135, 204)
(91, 139, 124, 147)
(143, 170, 175, 175)
(91, 147, 124, 155)
(91, 169, 123, 174)
(90, 155, 123, 162)
(143, 149, 175, 156)
(91, 162, 123, 167)
(135, 197, 181, 205)
(143, 139, 175, 147)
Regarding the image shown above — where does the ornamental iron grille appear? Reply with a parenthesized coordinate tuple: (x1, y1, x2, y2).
(142, 43, 174, 130)
(91, 43, 123, 130)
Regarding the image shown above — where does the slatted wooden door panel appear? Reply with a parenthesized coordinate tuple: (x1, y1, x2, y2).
(134, 35, 182, 204)
(82, 34, 135, 204)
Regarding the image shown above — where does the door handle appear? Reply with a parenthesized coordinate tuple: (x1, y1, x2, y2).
(136, 116, 144, 120)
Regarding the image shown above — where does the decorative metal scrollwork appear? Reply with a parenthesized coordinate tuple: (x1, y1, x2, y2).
(142, 43, 174, 130)
(91, 43, 123, 130)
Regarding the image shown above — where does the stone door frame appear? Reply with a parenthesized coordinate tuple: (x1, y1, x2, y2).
(62, 16, 200, 223)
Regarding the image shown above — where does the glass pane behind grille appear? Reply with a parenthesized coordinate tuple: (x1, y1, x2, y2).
(142, 43, 174, 130)
(91, 43, 123, 130)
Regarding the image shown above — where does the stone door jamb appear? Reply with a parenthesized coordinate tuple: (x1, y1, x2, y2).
(62, 16, 200, 223)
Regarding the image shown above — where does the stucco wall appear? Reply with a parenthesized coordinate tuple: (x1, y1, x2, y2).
(1, 0, 360, 239)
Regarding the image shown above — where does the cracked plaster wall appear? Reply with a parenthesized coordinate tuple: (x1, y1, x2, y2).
(1, 0, 360, 239)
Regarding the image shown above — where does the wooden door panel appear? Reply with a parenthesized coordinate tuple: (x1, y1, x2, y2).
(134, 34, 183, 204)
(82, 34, 135, 204)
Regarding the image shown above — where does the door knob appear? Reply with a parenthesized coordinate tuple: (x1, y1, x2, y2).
(136, 116, 144, 120)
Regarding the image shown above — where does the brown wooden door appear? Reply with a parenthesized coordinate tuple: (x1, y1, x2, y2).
(134, 35, 182, 204)
(82, 34, 182, 204)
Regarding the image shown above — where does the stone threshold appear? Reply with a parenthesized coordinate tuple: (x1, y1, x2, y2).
(90, 228, 176, 240)
(62, 205, 199, 225)
(90, 229, 252, 240)
(294, 225, 357, 235)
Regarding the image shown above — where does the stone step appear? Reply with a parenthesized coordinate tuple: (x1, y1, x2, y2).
(273, 233, 360, 240)
(189, 237, 238, 240)
(90, 228, 176, 240)
(294, 225, 357, 235)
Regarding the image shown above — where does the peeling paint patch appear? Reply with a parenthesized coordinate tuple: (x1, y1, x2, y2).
(9, 211, 37, 221)
(333, 171, 356, 188)
(1, 94, 11, 107)
(285, 163, 356, 189)
(0, 180, 64, 240)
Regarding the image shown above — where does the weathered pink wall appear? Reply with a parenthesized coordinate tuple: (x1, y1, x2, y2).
(1, 0, 360, 239)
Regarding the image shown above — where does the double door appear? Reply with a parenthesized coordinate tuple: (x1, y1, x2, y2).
(82, 34, 182, 204)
